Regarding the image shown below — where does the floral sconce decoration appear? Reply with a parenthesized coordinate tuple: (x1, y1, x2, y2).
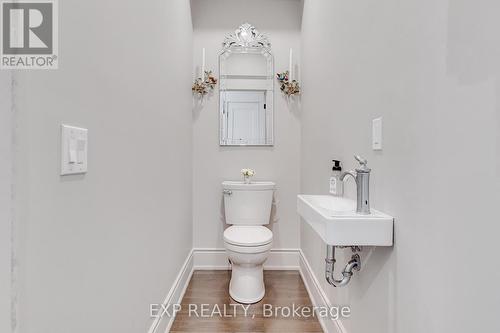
(192, 71, 218, 96)
(276, 70, 300, 97)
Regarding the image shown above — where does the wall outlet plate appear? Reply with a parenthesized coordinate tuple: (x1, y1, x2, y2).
(372, 117, 383, 150)
(61, 124, 88, 175)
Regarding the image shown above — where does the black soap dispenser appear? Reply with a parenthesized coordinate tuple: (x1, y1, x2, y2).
(329, 160, 344, 196)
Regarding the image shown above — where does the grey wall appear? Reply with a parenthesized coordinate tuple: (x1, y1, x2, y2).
(0, 73, 12, 333)
(12, 0, 193, 332)
(300, 0, 500, 332)
(191, 0, 303, 249)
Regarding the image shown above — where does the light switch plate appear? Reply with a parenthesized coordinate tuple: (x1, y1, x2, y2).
(61, 124, 88, 175)
(372, 117, 383, 150)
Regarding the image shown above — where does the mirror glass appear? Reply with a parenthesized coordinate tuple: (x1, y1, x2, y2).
(219, 24, 274, 146)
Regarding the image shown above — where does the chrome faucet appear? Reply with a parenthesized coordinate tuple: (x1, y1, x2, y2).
(340, 155, 371, 214)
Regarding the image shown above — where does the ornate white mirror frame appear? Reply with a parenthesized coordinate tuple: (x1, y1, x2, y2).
(219, 23, 274, 146)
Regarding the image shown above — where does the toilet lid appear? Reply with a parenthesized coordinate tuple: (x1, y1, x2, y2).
(224, 226, 273, 246)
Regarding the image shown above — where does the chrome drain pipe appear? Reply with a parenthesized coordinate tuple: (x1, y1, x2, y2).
(325, 245, 361, 287)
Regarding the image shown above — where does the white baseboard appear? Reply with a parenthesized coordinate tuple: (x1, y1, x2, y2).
(192, 248, 300, 270)
(148, 249, 194, 333)
(299, 250, 347, 333)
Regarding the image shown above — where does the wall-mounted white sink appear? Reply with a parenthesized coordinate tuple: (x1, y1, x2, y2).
(297, 195, 394, 246)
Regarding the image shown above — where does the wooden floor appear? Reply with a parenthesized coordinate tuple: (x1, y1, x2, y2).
(170, 270, 323, 333)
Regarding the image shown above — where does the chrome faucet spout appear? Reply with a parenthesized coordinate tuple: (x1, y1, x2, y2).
(341, 155, 371, 214)
(339, 171, 356, 182)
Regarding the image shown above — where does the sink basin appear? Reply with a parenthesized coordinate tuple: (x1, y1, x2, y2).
(297, 195, 394, 246)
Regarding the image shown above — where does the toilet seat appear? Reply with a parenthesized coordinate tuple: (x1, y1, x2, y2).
(224, 226, 273, 247)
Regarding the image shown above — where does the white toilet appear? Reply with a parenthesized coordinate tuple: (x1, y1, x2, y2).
(222, 180, 275, 304)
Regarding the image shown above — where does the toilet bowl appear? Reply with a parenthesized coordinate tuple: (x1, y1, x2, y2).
(222, 180, 275, 304)
(224, 226, 273, 303)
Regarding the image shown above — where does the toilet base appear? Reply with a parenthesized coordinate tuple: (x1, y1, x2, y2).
(224, 241, 272, 304)
(229, 263, 265, 304)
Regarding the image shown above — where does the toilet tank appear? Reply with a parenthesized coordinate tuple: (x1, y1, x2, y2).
(222, 181, 275, 225)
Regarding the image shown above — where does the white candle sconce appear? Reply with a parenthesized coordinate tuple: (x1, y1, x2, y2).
(192, 48, 218, 97)
(276, 48, 300, 97)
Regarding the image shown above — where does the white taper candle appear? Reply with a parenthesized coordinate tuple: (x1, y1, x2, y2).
(289, 48, 293, 80)
(201, 48, 206, 79)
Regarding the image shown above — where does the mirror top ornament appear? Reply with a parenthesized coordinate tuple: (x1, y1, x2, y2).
(222, 23, 271, 50)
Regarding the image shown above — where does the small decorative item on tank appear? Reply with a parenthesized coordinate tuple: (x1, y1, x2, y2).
(241, 168, 255, 184)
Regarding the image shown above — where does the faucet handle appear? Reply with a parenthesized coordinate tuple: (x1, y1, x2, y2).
(354, 155, 370, 172)
(355, 155, 367, 165)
